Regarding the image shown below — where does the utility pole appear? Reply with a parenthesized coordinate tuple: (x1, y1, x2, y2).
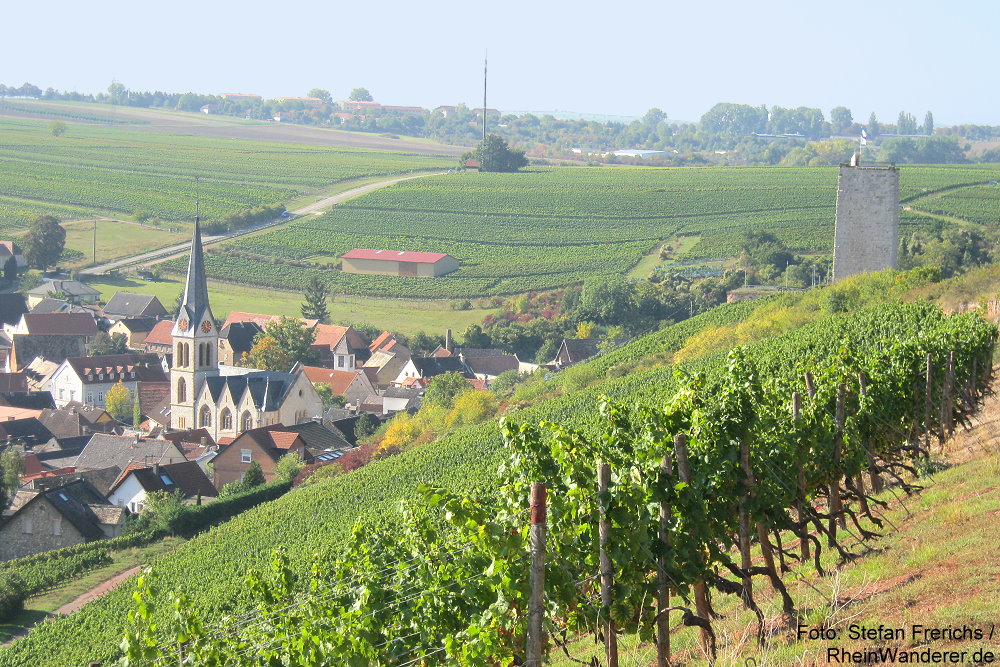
(483, 52, 488, 142)
(93, 219, 97, 263)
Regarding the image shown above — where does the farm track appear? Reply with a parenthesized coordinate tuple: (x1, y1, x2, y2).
(83, 171, 446, 274)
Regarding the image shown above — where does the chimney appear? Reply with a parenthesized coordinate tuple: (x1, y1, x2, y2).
(445, 329, 453, 353)
(153, 463, 161, 477)
(7, 416, 13, 421)
(200, 436, 209, 446)
(132, 434, 140, 448)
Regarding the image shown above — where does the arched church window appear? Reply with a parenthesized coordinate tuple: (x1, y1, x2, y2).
(199, 405, 211, 428)
(177, 378, 186, 403)
(220, 408, 233, 431)
(241, 410, 254, 432)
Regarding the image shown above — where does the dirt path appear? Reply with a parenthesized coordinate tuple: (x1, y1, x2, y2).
(53, 565, 141, 616)
(81, 170, 445, 274)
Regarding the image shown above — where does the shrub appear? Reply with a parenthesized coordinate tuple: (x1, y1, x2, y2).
(0, 571, 26, 619)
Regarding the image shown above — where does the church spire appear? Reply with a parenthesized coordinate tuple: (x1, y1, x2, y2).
(179, 216, 211, 322)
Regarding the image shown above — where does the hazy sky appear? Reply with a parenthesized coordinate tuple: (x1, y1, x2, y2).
(4, 0, 998, 125)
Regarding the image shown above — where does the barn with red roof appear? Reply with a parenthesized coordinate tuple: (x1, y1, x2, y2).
(340, 249, 459, 277)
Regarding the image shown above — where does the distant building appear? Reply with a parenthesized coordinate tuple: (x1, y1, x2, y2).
(24, 280, 101, 308)
(101, 292, 168, 321)
(221, 93, 262, 101)
(341, 249, 459, 278)
(832, 163, 899, 282)
(46, 353, 168, 409)
(613, 149, 668, 159)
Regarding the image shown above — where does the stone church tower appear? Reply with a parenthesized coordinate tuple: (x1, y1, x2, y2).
(170, 219, 219, 430)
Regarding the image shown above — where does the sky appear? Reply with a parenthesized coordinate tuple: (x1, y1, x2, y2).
(4, 0, 999, 125)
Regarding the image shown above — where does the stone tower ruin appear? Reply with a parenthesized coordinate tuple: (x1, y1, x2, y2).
(832, 162, 899, 282)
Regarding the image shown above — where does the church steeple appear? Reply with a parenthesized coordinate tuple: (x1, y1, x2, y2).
(178, 216, 211, 325)
(170, 216, 219, 430)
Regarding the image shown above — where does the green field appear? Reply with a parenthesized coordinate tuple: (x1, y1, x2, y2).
(82, 276, 496, 337)
(906, 182, 1000, 226)
(179, 165, 1000, 299)
(0, 115, 451, 231)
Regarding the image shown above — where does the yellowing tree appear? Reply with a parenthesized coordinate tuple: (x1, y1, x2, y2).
(105, 381, 133, 421)
(241, 336, 293, 372)
(576, 321, 595, 339)
(445, 390, 498, 427)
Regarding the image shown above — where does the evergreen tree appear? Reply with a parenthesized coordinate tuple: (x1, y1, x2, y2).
(243, 461, 265, 487)
(923, 111, 934, 136)
(300, 276, 330, 324)
(462, 134, 528, 172)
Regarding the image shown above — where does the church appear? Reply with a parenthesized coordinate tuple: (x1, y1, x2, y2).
(169, 219, 323, 440)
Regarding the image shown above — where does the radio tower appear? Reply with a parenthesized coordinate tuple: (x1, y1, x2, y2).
(482, 52, 488, 141)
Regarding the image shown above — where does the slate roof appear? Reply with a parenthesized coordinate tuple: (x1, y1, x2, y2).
(7, 479, 122, 541)
(280, 420, 352, 452)
(113, 461, 216, 499)
(18, 313, 98, 336)
(0, 374, 30, 392)
(161, 428, 214, 446)
(433, 347, 509, 358)
(219, 321, 264, 356)
(409, 356, 474, 379)
(0, 417, 55, 446)
(29, 298, 91, 315)
(557, 338, 602, 365)
(203, 371, 300, 412)
(464, 355, 519, 377)
(383, 387, 422, 400)
(114, 317, 160, 334)
(75, 434, 187, 471)
(65, 353, 168, 384)
(29, 466, 123, 497)
(102, 293, 168, 319)
(0, 293, 28, 326)
(174, 219, 213, 333)
(25, 280, 101, 299)
(10, 334, 87, 370)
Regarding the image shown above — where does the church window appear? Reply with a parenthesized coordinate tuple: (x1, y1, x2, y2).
(221, 408, 233, 430)
(241, 410, 254, 431)
(199, 405, 212, 428)
(177, 378, 187, 403)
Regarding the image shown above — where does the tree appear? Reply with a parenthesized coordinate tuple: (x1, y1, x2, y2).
(264, 316, 318, 365)
(463, 134, 528, 172)
(923, 111, 934, 136)
(49, 120, 67, 137)
(0, 448, 23, 509)
(576, 276, 637, 325)
(22, 215, 66, 270)
(300, 276, 330, 324)
(868, 112, 880, 138)
(89, 331, 129, 355)
(133, 394, 142, 428)
(897, 112, 918, 135)
(642, 108, 667, 126)
(105, 381, 133, 421)
(275, 453, 303, 481)
(349, 87, 373, 102)
(107, 81, 127, 104)
(423, 371, 472, 409)
(243, 460, 265, 487)
(308, 88, 331, 104)
(408, 331, 443, 356)
(353, 413, 379, 441)
(461, 324, 492, 348)
(313, 383, 344, 410)
(445, 390, 498, 427)
(830, 106, 853, 134)
(242, 336, 293, 371)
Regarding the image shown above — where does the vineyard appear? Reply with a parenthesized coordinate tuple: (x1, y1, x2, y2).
(184, 164, 1000, 298)
(0, 116, 450, 231)
(906, 183, 1000, 226)
(1, 273, 992, 665)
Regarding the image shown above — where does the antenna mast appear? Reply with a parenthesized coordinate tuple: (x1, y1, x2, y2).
(483, 51, 488, 142)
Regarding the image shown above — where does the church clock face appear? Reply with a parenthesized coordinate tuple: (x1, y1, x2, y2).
(201, 320, 212, 333)
(178, 319, 189, 331)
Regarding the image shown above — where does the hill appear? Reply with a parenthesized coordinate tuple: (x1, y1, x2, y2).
(163, 165, 1000, 299)
(0, 268, 989, 665)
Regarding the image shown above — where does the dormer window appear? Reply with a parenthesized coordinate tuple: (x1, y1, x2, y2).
(87, 374, 93, 381)
(97, 374, 103, 381)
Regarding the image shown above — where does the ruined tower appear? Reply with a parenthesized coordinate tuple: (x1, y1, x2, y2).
(832, 162, 899, 282)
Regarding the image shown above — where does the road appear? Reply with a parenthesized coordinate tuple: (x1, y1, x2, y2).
(81, 171, 446, 275)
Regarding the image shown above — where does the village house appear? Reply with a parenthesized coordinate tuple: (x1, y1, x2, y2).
(73, 434, 188, 472)
(217, 321, 264, 365)
(299, 365, 377, 408)
(4, 312, 98, 371)
(222, 313, 370, 370)
(108, 318, 161, 349)
(211, 424, 312, 488)
(393, 356, 475, 386)
(0, 479, 126, 560)
(46, 352, 168, 409)
(0, 241, 26, 279)
(0, 294, 28, 328)
(24, 280, 101, 308)
(107, 461, 217, 514)
(101, 292, 168, 321)
(141, 320, 174, 355)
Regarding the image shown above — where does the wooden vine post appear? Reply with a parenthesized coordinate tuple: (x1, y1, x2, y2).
(829, 383, 845, 543)
(856, 373, 872, 512)
(738, 433, 753, 599)
(656, 452, 672, 667)
(597, 461, 618, 667)
(674, 433, 713, 661)
(792, 391, 810, 560)
(924, 353, 934, 451)
(944, 351, 956, 438)
(526, 482, 546, 667)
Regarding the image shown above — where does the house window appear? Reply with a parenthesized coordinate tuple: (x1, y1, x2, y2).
(21, 517, 32, 534)
(98, 392, 104, 403)
(98, 374, 103, 381)
(59, 389, 64, 399)
(221, 408, 233, 430)
(199, 405, 211, 428)
(337, 355, 345, 368)
(52, 520, 62, 536)
(86, 393, 94, 404)
(241, 449, 252, 463)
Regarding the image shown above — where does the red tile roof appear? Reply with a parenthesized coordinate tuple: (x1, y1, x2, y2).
(223, 312, 319, 328)
(342, 249, 449, 264)
(269, 431, 301, 450)
(143, 320, 175, 346)
(302, 366, 357, 395)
